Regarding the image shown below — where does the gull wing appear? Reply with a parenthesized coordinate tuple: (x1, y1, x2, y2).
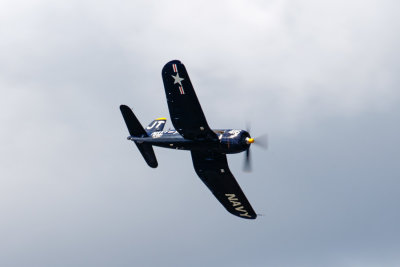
(191, 150, 257, 219)
(161, 60, 218, 141)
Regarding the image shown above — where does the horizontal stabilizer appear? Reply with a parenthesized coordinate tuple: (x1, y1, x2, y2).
(120, 105, 147, 137)
(120, 105, 158, 168)
(136, 143, 158, 168)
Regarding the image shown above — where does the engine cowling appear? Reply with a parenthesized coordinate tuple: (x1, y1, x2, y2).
(217, 129, 251, 154)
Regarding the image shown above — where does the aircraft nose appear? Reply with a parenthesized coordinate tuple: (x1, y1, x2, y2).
(245, 137, 254, 144)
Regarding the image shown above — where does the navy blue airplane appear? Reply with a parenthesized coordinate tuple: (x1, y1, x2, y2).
(120, 60, 263, 219)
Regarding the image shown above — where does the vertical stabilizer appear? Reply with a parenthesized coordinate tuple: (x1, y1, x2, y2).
(145, 118, 167, 135)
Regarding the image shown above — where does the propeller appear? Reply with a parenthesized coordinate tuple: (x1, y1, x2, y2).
(243, 124, 268, 172)
(253, 134, 268, 149)
(244, 145, 252, 172)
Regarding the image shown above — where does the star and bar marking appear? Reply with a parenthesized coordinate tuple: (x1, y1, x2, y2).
(171, 64, 185, 95)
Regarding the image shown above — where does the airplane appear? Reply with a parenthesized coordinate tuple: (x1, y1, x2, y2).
(120, 60, 264, 219)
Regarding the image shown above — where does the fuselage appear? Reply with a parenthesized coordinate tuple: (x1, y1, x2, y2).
(128, 129, 251, 154)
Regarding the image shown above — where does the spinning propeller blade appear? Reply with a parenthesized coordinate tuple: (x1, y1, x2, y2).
(244, 147, 252, 172)
(243, 122, 268, 172)
(253, 134, 268, 149)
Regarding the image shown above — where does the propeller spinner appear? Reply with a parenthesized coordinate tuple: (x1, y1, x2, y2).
(243, 131, 267, 172)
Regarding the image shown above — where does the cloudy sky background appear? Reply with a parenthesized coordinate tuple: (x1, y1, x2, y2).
(1, 0, 399, 266)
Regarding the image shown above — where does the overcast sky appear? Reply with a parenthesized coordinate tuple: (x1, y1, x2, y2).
(1, 0, 400, 266)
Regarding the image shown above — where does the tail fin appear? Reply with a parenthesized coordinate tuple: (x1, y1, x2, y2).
(120, 105, 158, 168)
(145, 118, 167, 134)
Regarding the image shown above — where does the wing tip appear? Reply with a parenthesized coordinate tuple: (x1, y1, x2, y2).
(237, 212, 257, 220)
(162, 59, 183, 73)
(148, 162, 158, 168)
(166, 59, 181, 64)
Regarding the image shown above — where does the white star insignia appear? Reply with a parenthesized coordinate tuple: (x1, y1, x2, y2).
(171, 73, 184, 86)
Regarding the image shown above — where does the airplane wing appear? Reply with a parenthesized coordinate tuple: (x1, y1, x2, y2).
(161, 60, 218, 141)
(191, 150, 257, 219)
